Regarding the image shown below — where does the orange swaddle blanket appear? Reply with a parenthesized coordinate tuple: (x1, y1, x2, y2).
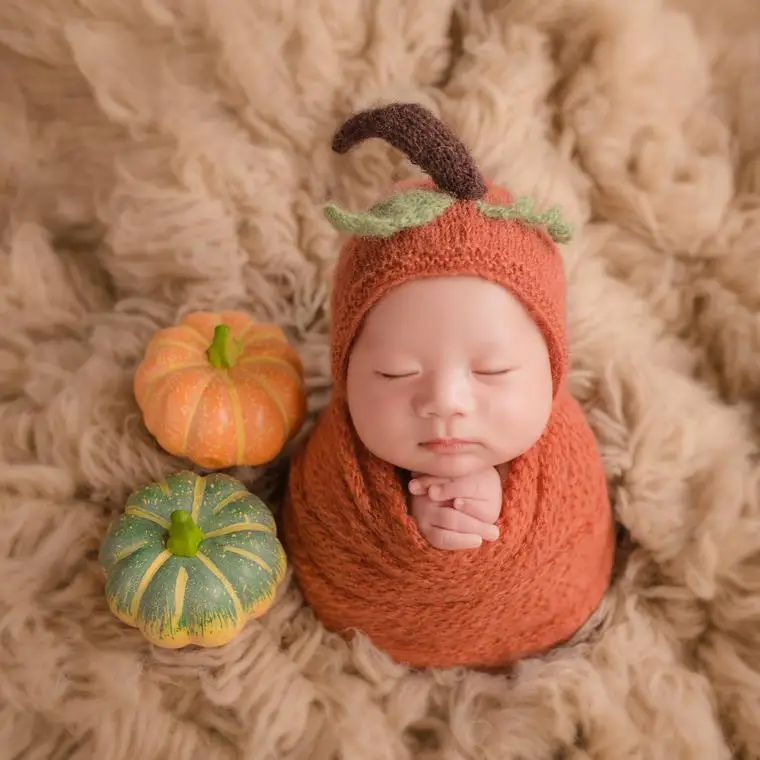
(283, 104, 615, 670)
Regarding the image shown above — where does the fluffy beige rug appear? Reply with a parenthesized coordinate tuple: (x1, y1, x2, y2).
(2, 0, 760, 758)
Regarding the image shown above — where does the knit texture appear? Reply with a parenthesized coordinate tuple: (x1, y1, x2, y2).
(331, 102, 487, 200)
(285, 383, 615, 669)
(330, 179, 569, 399)
(282, 105, 616, 669)
(323, 188, 455, 239)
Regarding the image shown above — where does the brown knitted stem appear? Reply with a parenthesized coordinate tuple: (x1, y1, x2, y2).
(331, 103, 488, 201)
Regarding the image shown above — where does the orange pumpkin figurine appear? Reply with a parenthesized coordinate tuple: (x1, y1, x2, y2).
(134, 310, 308, 469)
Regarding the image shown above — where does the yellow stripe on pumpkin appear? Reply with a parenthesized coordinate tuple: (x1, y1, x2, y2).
(222, 373, 246, 465)
(158, 480, 172, 497)
(112, 540, 148, 565)
(138, 362, 210, 396)
(128, 549, 172, 621)
(202, 522, 274, 539)
(146, 338, 204, 354)
(235, 322, 256, 343)
(222, 545, 273, 575)
(175, 323, 214, 348)
(236, 355, 302, 381)
(180, 373, 215, 458)
(212, 489, 250, 515)
(190, 475, 207, 522)
(171, 566, 189, 632)
(195, 551, 244, 619)
(124, 506, 170, 530)
(239, 324, 287, 346)
(249, 373, 288, 440)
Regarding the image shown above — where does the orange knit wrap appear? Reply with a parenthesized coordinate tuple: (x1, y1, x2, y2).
(282, 106, 615, 670)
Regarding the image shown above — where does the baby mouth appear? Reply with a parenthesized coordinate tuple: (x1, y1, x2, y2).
(419, 438, 478, 452)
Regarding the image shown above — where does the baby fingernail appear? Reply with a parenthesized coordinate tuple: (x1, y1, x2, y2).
(409, 480, 421, 494)
(486, 526, 500, 540)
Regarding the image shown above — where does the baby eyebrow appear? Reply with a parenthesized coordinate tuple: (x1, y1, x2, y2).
(472, 340, 509, 352)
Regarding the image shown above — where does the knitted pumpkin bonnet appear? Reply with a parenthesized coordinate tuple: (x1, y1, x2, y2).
(323, 102, 572, 401)
(282, 103, 615, 670)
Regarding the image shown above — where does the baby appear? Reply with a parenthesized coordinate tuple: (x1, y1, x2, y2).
(283, 103, 615, 670)
(347, 273, 553, 551)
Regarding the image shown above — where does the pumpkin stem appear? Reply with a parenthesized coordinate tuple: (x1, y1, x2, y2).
(207, 324, 241, 369)
(166, 510, 204, 557)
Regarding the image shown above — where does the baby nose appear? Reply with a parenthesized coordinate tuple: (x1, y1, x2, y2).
(416, 373, 474, 417)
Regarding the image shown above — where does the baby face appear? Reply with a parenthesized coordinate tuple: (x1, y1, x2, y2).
(346, 276, 554, 479)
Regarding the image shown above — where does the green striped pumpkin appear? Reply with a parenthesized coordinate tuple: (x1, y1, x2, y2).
(99, 470, 286, 648)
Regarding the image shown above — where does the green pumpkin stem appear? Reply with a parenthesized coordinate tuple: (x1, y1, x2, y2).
(207, 324, 241, 369)
(166, 510, 204, 557)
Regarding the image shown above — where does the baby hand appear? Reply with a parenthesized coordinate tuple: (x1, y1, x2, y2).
(408, 467, 502, 551)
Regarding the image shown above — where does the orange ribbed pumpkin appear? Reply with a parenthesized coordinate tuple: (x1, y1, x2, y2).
(134, 310, 307, 470)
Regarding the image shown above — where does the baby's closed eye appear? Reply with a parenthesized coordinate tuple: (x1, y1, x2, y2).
(376, 370, 418, 379)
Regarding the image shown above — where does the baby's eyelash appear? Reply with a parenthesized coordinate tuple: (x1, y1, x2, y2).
(376, 371, 417, 379)
(474, 369, 512, 376)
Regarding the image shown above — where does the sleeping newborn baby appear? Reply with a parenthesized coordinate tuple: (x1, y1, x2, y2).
(283, 103, 615, 670)
(348, 272, 551, 552)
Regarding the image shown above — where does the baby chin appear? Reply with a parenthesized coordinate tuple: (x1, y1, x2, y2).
(403, 445, 502, 479)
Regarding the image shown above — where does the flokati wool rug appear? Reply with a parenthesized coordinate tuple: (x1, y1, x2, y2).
(2, 0, 760, 758)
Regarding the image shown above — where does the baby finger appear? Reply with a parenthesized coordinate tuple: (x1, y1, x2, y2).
(431, 506, 500, 541)
(453, 497, 501, 525)
(425, 527, 482, 551)
(409, 475, 449, 495)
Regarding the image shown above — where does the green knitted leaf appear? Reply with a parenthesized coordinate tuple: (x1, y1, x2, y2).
(476, 197, 574, 243)
(323, 189, 454, 239)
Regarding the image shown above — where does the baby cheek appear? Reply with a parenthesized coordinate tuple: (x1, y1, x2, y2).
(481, 390, 516, 425)
(516, 393, 551, 445)
(483, 388, 545, 439)
(377, 386, 414, 423)
(351, 386, 413, 460)
(353, 383, 408, 427)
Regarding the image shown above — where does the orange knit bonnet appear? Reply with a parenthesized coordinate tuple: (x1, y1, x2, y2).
(283, 103, 615, 670)
(326, 104, 570, 401)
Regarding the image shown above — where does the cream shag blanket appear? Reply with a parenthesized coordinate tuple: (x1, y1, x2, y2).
(2, 1, 760, 758)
